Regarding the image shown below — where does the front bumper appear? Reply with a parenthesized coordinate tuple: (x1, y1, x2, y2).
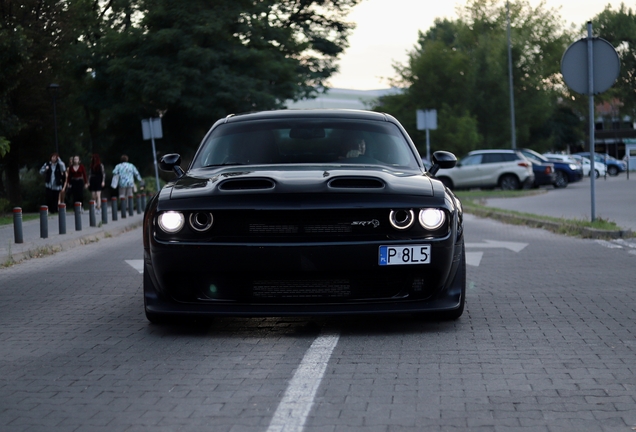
(144, 237, 463, 316)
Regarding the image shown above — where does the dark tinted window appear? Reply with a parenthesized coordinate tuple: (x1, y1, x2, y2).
(192, 119, 419, 169)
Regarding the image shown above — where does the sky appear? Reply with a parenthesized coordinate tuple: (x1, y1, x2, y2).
(327, 0, 617, 90)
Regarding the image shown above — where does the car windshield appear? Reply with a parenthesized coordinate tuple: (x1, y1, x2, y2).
(191, 118, 420, 170)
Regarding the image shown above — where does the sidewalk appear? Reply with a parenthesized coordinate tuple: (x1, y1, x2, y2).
(0, 206, 144, 266)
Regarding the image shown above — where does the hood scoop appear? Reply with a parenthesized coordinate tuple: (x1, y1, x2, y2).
(328, 177, 385, 189)
(219, 178, 275, 191)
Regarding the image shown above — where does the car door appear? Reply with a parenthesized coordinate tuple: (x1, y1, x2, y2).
(451, 154, 484, 188)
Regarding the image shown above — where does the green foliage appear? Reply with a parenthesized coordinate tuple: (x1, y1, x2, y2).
(17, 167, 46, 213)
(373, 0, 577, 156)
(593, 4, 636, 119)
(0, 0, 360, 206)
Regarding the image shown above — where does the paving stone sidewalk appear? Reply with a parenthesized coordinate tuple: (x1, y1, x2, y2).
(0, 207, 143, 266)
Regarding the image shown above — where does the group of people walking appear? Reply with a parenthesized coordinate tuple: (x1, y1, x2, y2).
(40, 153, 143, 214)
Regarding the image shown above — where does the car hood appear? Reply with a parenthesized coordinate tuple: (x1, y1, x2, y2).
(165, 165, 434, 200)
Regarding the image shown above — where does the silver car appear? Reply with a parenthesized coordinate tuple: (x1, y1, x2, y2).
(436, 149, 534, 190)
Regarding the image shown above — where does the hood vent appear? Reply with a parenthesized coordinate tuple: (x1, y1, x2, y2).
(219, 178, 275, 191)
(328, 177, 385, 189)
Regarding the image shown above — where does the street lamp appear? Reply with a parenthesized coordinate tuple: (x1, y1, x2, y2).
(47, 83, 60, 154)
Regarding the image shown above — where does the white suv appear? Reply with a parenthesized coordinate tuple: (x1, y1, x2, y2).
(436, 149, 534, 190)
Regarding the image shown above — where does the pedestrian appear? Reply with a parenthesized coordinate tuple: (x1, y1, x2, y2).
(88, 154, 106, 211)
(112, 154, 143, 199)
(39, 152, 66, 214)
(65, 155, 88, 210)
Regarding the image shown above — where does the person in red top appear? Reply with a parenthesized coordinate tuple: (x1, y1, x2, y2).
(65, 155, 89, 210)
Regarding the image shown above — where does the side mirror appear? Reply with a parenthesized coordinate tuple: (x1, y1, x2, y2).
(160, 153, 185, 178)
(428, 151, 457, 176)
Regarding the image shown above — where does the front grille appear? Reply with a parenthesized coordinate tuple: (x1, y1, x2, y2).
(253, 279, 351, 298)
(219, 210, 387, 240)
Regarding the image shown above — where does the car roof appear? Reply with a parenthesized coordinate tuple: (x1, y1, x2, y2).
(222, 109, 393, 123)
(468, 149, 519, 154)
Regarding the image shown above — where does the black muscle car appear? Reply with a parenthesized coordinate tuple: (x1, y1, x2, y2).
(143, 109, 465, 323)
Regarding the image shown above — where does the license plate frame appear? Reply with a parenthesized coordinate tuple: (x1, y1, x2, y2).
(379, 245, 431, 266)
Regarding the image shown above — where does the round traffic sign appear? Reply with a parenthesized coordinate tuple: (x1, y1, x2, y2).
(561, 37, 620, 95)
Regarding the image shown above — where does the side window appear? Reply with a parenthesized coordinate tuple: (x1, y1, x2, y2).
(460, 154, 483, 166)
(502, 153, 518, 162)
(482, 153, 505, 164)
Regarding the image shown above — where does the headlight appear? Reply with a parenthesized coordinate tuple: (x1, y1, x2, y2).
(568, 164, 578, 170)
(418, 208, 445, 230)
(389, 209, 415, 230)
(158, 211, 185, 233)
(189, 212, 214, 232)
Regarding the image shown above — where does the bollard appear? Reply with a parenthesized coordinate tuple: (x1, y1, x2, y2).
(13, 207, 23, 244)
(89, 200, 97, 227)
(120, 197, 127, 219)
(136, 194, 142, 214)
(58, 203, 67, 235)
(39, 205, 49, 239)
(111, 197, 118, 221)
(74, 202, 82, 231)
(101, 198, 108, 224)
(141, 193, 147, 210)
(128, 195, 134, 216)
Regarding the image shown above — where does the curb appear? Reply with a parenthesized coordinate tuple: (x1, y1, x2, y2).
(2, 219, 143, 267)
(465, 207, 634, 240)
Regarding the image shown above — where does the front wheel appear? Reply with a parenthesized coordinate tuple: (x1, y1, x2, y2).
(594, 169, 600, 179)
(553, 171, 568, 188)
(607, 166, 619, 176)
(499, 174, 520, 190)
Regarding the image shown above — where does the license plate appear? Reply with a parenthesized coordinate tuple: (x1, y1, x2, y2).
(379, 245, 431, 266)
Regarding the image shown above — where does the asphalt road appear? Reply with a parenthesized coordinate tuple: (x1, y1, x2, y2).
(1, 213, 635, 431)
(484, 175, 636, 231)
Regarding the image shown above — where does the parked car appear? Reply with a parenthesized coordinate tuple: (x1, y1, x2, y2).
(436, 149, 534, 190)
(143, 109, 466, 323)
(518, 149, 557, 188)
(542, 153, 584, 188)
(569, 154, 606, 178)
(574, 152, 626, 176)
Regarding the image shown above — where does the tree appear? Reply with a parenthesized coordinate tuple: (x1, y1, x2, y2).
(0, 0, 360, 207)
(374, 0, 573, 157)
(593, 4, 636, 119)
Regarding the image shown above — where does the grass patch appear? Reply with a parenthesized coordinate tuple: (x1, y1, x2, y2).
(0, 213, 39, 226)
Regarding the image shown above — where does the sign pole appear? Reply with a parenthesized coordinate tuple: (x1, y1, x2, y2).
(587, 22, 596, 222)
(149, 120, 161, 192)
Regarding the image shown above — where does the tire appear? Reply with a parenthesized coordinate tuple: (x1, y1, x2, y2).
(594, 169, 600, 179)
(553, 170, 568, 188)
(143, 268, 172, 324)
(413, 243, 466, 322)
(439, 243, 466, 320)
(499, 174, 520, 190)
(438, 176, 454, 190)
(608, 166, 619, 176)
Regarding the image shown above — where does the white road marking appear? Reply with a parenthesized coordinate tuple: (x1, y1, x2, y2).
(595, 240, 623, 249)
(125, 260, 144, 273)
(267, 332, 340, 432)
(466, 252, 483, 267)
(465, 240, 528, 252)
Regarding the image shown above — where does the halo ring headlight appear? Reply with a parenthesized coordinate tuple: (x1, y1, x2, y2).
(419, 208, 445, 230)
(389, 209, 415, 230)
(189, 212, 214, 232)
(158, 211, 185, 233)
